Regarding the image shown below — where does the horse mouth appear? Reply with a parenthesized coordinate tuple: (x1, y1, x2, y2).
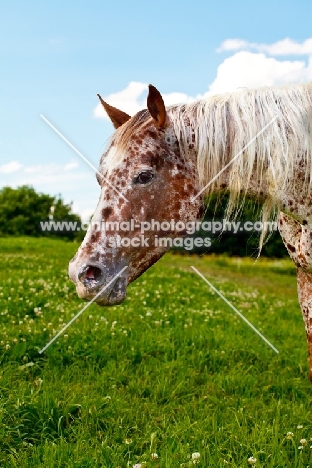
(76, 276, 127, 306)
(96, 277, 127, 306)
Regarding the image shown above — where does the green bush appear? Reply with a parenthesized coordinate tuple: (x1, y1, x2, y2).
(0, 186, 83, 241)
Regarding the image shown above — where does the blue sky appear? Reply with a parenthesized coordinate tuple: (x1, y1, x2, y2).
(1, 0, 311, 219)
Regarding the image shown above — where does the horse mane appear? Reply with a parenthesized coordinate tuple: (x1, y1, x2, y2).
(168, 82, 312, 250)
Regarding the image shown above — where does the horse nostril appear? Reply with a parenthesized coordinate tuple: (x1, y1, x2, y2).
(78, 265, 104, 288)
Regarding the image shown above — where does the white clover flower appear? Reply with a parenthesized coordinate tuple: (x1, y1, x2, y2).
(247, 456, 257, 465)
(286, 432, 294, 439)
(297, 424, 303, 429)
(124, 438, 132, 444)
(300, 438, 307, 446)
(151, 453, 158, 460)
(192, 452, 200, 464)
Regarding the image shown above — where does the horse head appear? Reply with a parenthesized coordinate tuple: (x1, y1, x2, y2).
(68, 85, 203, 305)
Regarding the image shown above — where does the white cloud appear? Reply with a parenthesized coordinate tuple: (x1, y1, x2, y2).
(0, 161, 23, 173)
(94, 81, 148, 118)
(94, 81, 197, 119)
(206, 52, 312, 94)
(23, 161, 79, 175)
(162, 92, 196, 106)
(210, 37, 312, 93)
(7, 170, 86, 188)
(64, 161, 79, 171)
(0, 161, 85, 189)
(264, 38, 312, 55)
(24, 163, 63, 175)
(217, 39, 250, 53)
(217, 37, 312, 56)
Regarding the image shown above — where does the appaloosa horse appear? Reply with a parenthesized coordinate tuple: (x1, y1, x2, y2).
(69, 83, 312, 379)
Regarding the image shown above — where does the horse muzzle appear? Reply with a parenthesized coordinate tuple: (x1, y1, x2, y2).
(68, 260, 127, 306)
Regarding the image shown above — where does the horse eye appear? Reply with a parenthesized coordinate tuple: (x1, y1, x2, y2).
(134, 171, 154, 184)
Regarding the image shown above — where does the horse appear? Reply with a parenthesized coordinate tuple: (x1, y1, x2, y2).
(68, 82, 312, 380)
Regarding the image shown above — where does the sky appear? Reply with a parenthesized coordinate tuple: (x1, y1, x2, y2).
(1, 0, 312, 220)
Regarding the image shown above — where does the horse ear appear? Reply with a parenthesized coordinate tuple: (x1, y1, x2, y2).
(97, 94, 131, 129)
(147, 85, 168, 128)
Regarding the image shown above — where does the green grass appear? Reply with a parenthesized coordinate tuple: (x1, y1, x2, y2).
(0, 237, 312, 467)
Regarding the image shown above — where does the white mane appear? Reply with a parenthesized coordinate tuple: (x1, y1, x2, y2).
(168, 82, 312, 244)
(169, 82, 312, 199)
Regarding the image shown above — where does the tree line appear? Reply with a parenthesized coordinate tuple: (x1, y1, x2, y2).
(0, 186, 82, 241)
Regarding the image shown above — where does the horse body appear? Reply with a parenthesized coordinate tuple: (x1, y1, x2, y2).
(69, 82, 312, 379)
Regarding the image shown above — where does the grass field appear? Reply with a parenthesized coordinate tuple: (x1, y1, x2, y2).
(1, 237, 312, 467)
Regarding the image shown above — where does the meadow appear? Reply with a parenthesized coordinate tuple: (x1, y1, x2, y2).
(0, 237, 312, 467)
